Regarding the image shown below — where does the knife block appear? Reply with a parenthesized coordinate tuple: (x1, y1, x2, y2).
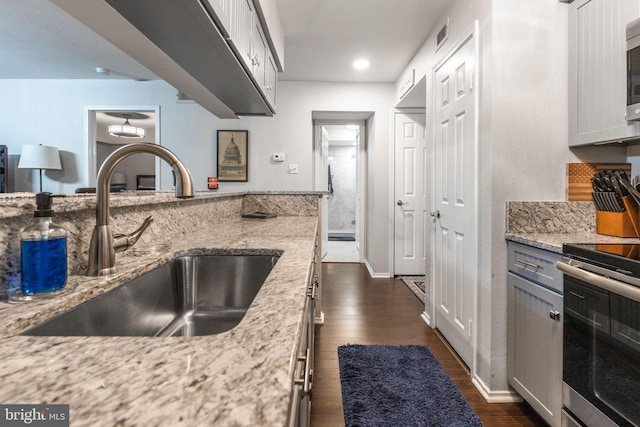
(596, 195, 640, 237)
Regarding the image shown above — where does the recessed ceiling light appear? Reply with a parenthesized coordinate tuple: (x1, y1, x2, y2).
(353, 59, 370, 70)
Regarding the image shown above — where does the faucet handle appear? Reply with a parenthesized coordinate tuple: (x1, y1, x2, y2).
(113, 216, 154, 253)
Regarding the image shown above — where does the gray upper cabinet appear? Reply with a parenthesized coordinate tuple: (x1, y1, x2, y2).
(252, 18, 268, 91)
(215, 0, 278, 112)
(265, 49, 278, 107)
(569, 0, 640, 146)
(204, 0, 231, 38)
(229, 0, 255, 73)
(53, 0, 278, 118)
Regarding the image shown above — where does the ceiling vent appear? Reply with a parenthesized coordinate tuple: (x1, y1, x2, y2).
(436, 18, 449, 51)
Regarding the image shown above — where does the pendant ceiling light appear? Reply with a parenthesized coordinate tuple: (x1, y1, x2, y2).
(108, 115, 145, 138)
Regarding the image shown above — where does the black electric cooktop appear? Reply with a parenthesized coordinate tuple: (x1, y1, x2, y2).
(563, 243, 640, 277)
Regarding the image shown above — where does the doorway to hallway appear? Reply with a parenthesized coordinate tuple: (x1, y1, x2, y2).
(85, 105, 160, 189)
(325, 124, 359, 262)
(313, 113, 369, 264)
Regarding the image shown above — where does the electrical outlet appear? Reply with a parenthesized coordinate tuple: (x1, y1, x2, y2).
(288, 164, 299, 174)
(272, 153, 285, 162)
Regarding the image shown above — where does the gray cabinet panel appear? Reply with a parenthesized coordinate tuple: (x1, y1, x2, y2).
(204, 0, 231, 37)
(508, 242, 563, 293)
(508, 272, 563, 427)
(507, 241, 563, 427)
(229, 0, 254, 72)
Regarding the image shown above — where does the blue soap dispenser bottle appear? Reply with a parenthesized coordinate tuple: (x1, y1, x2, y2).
(20, 192, 68, 295)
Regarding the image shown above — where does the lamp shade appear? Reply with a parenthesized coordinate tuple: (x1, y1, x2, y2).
(18, 145, 62, 170)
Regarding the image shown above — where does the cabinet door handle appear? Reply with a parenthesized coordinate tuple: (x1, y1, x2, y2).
(294, 348, 312, 395)
(308, 278, 318, 299)
(515, 258, 541, 270)
(549, 310, 561, 321)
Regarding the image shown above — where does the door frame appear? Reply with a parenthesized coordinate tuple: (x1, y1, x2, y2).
(84, 105, 160, 188)
(427, 21, 480, 374)
(312, 117, 368, 264)
(391, 108, 428, 277)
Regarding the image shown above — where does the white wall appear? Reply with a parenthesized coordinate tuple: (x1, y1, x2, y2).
(394, 0, 629, 397)
(488, 0, 626, 394)
(0, 78, 395, 275)
(245, 81, 395, 275)
(0, 79, 222, 193)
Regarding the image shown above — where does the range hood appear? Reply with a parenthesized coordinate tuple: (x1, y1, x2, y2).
(52, 0, 273, 118)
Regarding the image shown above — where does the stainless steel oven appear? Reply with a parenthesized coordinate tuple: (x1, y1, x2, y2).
(557, 244, 640, 427)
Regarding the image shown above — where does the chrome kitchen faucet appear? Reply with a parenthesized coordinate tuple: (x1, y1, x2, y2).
(86, 144, 194, 276)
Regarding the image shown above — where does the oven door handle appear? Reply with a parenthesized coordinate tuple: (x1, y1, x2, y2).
(556, 261, 640, 303)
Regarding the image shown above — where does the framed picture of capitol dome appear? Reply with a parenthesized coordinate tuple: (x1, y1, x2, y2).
(217, 130, 248, 182)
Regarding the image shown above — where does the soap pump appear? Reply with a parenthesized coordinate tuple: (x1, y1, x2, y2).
(20, 192, 68, 295)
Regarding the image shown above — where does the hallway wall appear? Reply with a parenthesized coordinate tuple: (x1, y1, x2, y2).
(0, 79, 395, 276)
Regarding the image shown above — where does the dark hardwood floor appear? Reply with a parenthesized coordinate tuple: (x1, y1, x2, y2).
(310, 262, 546, 427)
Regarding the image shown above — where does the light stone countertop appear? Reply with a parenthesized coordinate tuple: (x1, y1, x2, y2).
(0, 190, 324, 219)
(0, 215, 318, 426)
(506, 232, 640, 253)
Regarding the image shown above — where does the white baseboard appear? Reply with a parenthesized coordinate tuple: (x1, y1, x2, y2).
(364, 259, 390, 278)
(420, 311, 433, 327)
(472, 376, 523, 403)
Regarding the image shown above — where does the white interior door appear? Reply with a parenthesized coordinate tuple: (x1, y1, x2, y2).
(432, 30, 477, 368)
(394, 112, 427, 276)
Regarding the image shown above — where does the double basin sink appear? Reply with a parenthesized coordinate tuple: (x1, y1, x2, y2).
(23, 252, 281, 337)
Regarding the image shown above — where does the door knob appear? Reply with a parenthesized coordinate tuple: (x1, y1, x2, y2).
(397, 200, 405, 206)
(430, 210, 441, 218)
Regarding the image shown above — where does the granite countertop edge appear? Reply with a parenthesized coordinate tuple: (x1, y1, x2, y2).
(0, 216, 318, 426)
(0, 190, 326, 219)
(506, 232, 640, 254)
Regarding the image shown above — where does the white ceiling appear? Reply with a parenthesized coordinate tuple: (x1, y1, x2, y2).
(0, 0, 448, 83)
(0, 0, 157, 80)
(275, 0, 449, 82)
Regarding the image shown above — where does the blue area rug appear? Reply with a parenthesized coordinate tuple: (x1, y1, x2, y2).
(338, 344, 483, 427)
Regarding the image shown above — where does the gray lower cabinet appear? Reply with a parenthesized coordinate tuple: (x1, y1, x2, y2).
(288, 231, 319, 427)
(507, 242, 563, 427)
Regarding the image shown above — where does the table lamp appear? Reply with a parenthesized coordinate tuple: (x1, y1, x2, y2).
(18, 145, 62, 193)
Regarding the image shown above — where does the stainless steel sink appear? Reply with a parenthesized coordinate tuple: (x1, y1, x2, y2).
(23, 253, 280, 337)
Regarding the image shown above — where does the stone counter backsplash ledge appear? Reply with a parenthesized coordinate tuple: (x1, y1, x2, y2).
(0, 192, 321, 297)
(506, 201, 595, 234)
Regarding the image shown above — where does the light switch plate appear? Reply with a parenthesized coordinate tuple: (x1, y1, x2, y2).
(288, 164, 299, 174)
